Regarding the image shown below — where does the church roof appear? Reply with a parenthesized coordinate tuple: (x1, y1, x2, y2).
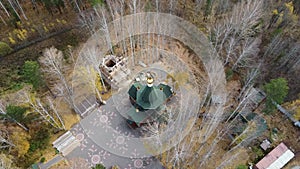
(128, 83, 139, 100)
(128, 82, 173, 110)
(127, 107, 156, 126)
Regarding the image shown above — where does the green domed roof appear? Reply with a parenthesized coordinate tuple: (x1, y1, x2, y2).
(128, 82, 173, 110)
(127, 81, 173, 126)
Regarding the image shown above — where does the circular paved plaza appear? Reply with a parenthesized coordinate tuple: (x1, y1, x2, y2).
(68, 12, 226, 168)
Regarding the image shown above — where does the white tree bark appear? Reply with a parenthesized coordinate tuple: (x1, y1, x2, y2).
(232, 37, 261, 70)
(21, 91, 64, 130)
(85, 66, 104, 104)
(39, 47, 74, 108)
(0, 14, 7, 25)
(84, 46, 107, 92)
(279, 43, 300, 70)
(15, 0, 27, 20)
(238, 66, 260, 100)
(7, 0, 21, 20)
(47, 97, 66, 130)
(0, 153, 20, 169)
(231, 0, 263, 37)
(73, 0, 81, 13)
(101, 10, 114, 55)
(0, 1, 10, 17)
(224, 37, 236, 65)
(262, 34, 284, 59)
(0, 130, 15, 150)
(0, 102, 28, 131)
(210, 0, 262, 67)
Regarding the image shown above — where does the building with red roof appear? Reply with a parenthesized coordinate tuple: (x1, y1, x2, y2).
(254, 142, 295, 169)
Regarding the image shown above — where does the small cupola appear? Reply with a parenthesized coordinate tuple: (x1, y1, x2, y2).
(146, 72, 154, 87)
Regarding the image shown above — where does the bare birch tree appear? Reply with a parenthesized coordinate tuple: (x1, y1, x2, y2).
(230, 0, 263, 37)
(20, 91, 65, 130)
(85, 66, 105, 104)
(0, 14, 7, 25)
(232, 37, 261, 70)
(279, 43, 300, 71)
(101, 9, 114, 55)
(209, 0, 263, 68)
(39, 47, 74, 108)
(238, 66, 260, 100)
(0, 153, 20, 169)
(15, 0, 27, 20)
(0, 1, 10, 17)
(7, 0, 21, 21)
(0, 129, 15, 150)
(83, 46, 107, 92)
(262, 34, 284, 60)
(47, 97, 66, 130)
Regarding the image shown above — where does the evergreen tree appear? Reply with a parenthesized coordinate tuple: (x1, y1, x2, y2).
(263, 78, 289, 114)
(6, 105, 27, 122)
(22, 61, 43, 90)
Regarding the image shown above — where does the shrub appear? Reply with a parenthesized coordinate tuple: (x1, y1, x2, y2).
(29, 127, 50, 152)
(226, 68, 234, 80)
(92, 163, 106, 169)
(9, 82, 24, 91)
(0, 41, 13, 57)
(55, 148, 59, 154)
(111, 165, 120, 169)
(89, 0, 105, 7)
(253, 146, 265, 163)
(40, 157, 46, 163)
(236, 164, 248, 169)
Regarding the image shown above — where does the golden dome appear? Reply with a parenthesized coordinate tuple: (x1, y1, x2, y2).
(147, 77, 154, 84)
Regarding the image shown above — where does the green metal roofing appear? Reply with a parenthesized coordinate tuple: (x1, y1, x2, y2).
(158, 84, 173, 98)
(127, 107, 148, 126)
(128, 82, 173, 110)
(136, 85, 166, 109)
(127, 106, 163, 126)
(127, 82, 173, 125)
(128, 83, 141, 100)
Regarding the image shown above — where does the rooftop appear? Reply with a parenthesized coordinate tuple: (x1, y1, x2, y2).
(128, 82, 173, 110)
(260, 139, 271, 151)
(127, 73, 173, 126)
(255, 142, 295, 169)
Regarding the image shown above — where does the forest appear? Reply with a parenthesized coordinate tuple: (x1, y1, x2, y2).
(0, 0, 299, 169)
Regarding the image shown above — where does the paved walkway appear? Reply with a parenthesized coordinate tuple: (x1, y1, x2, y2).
(73, 12, 226, 144)
(69, 12, 227, 168)
(39, 155, 64, 169)
(67, 98, 165, 168)
(66, 68, 199, 168)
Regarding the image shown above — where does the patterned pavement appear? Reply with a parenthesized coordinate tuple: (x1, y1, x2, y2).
(68, 124, 160, 168)
(66, 71, 199, 168)
(68, 12, 227, 168)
